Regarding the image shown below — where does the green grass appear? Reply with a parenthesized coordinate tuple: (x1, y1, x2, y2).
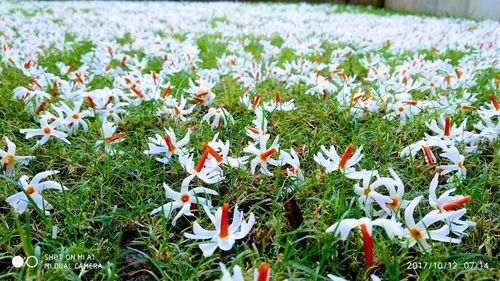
(0, 4, 499, 281)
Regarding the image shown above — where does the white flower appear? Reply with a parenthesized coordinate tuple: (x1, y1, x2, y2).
(144, 128, 191, 164)
(1, 137, 35, 176)
(314, 143, 362, 175)
(6, 171, 67, 215)
(438, 146, 466, 181)
(402, 196, 460, 252)
(95, 121, 125, 155)
(57, 100, 92, 133)
(150, 179, 217, 226)
(218, 263, 244, 281)
(184, 203, 255, 257)
(244, 134, 280, 176)
(20, 119, 70, 146)
(202, 107, 233, 129)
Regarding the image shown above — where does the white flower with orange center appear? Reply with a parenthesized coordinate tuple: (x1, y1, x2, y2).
(0, 137, 35, 177)
(244, 134, 280, 176)
(314, 143, 363, 175)
(202, 107, 234, 129)
(97, 102, 129, 122)
(437, 146, 467, 182)
(368, 169, 410, 220)
(57, 100, 92, 133)
(401, 196, 460, 252)
(158, 96, 195, 123)
(144, 128, 191, 164)
(150, 179, 217, 226)
(20, 118, 70, 146)
(5, 171, 67, 215)
(184, 203, 255, 257)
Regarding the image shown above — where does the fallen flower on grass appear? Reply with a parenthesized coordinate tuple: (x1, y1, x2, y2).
(184, 203, 255, 257)
(326, 217, 402, 267)
(402, 196, 460, 252)
(314, 143, 363, 175)
(6, 170, 67, 215)
(150, 180, 217, 226)
(1, 136, 35, 177)
(144, 128, 191, 164)
(244, 134, 281, 176)
(95, 121, 125, 155)
(20, 119, 70, 146)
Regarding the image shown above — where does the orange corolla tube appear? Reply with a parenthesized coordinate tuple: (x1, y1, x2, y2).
(256, 262, 270, 281)
(443, 195, 471, 211)
(339, 143, 354, 170)
(359, 224, 374, 267)
(218, 203, 230, 238)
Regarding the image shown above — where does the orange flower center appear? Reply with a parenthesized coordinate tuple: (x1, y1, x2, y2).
(25, 186, 36, 196)
(387, 197, 399, 209)
(362, 187, 371, 196)
(43, 127, 51, 134)
(3, 155, 14, 166)
(409, 227, 422, 239)
(72, 113, 79, 120)
(180, 194, 190, 204)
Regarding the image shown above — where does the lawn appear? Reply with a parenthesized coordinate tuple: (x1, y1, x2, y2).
(0, 2, 499, 281)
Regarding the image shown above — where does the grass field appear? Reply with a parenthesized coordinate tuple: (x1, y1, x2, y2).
(0, 2, 499, 280)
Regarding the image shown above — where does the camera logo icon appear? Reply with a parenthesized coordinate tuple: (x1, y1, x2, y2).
(12, 256, 39, 268)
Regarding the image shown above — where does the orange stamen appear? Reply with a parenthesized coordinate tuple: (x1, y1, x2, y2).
(152, 72, 157, 86)
(339, 143, 354, 170)
(275, 91, 280, 104)
(30, 78, 42, 89)
(74, 72, 84, 84)
(3, 155, 14, 168)
(219, 203, 230, 238)
(402, 100, 418, 105)
(87, 96, 96, 108)
(246, 127, 261, 135)
(107, 46, 113, 57)
(461, 104, 477, 111)
(444, 75, 451, 86)
(35, 100, 47, 115)
(443, 195, 471, 211)
(66, 63, 76, 75)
